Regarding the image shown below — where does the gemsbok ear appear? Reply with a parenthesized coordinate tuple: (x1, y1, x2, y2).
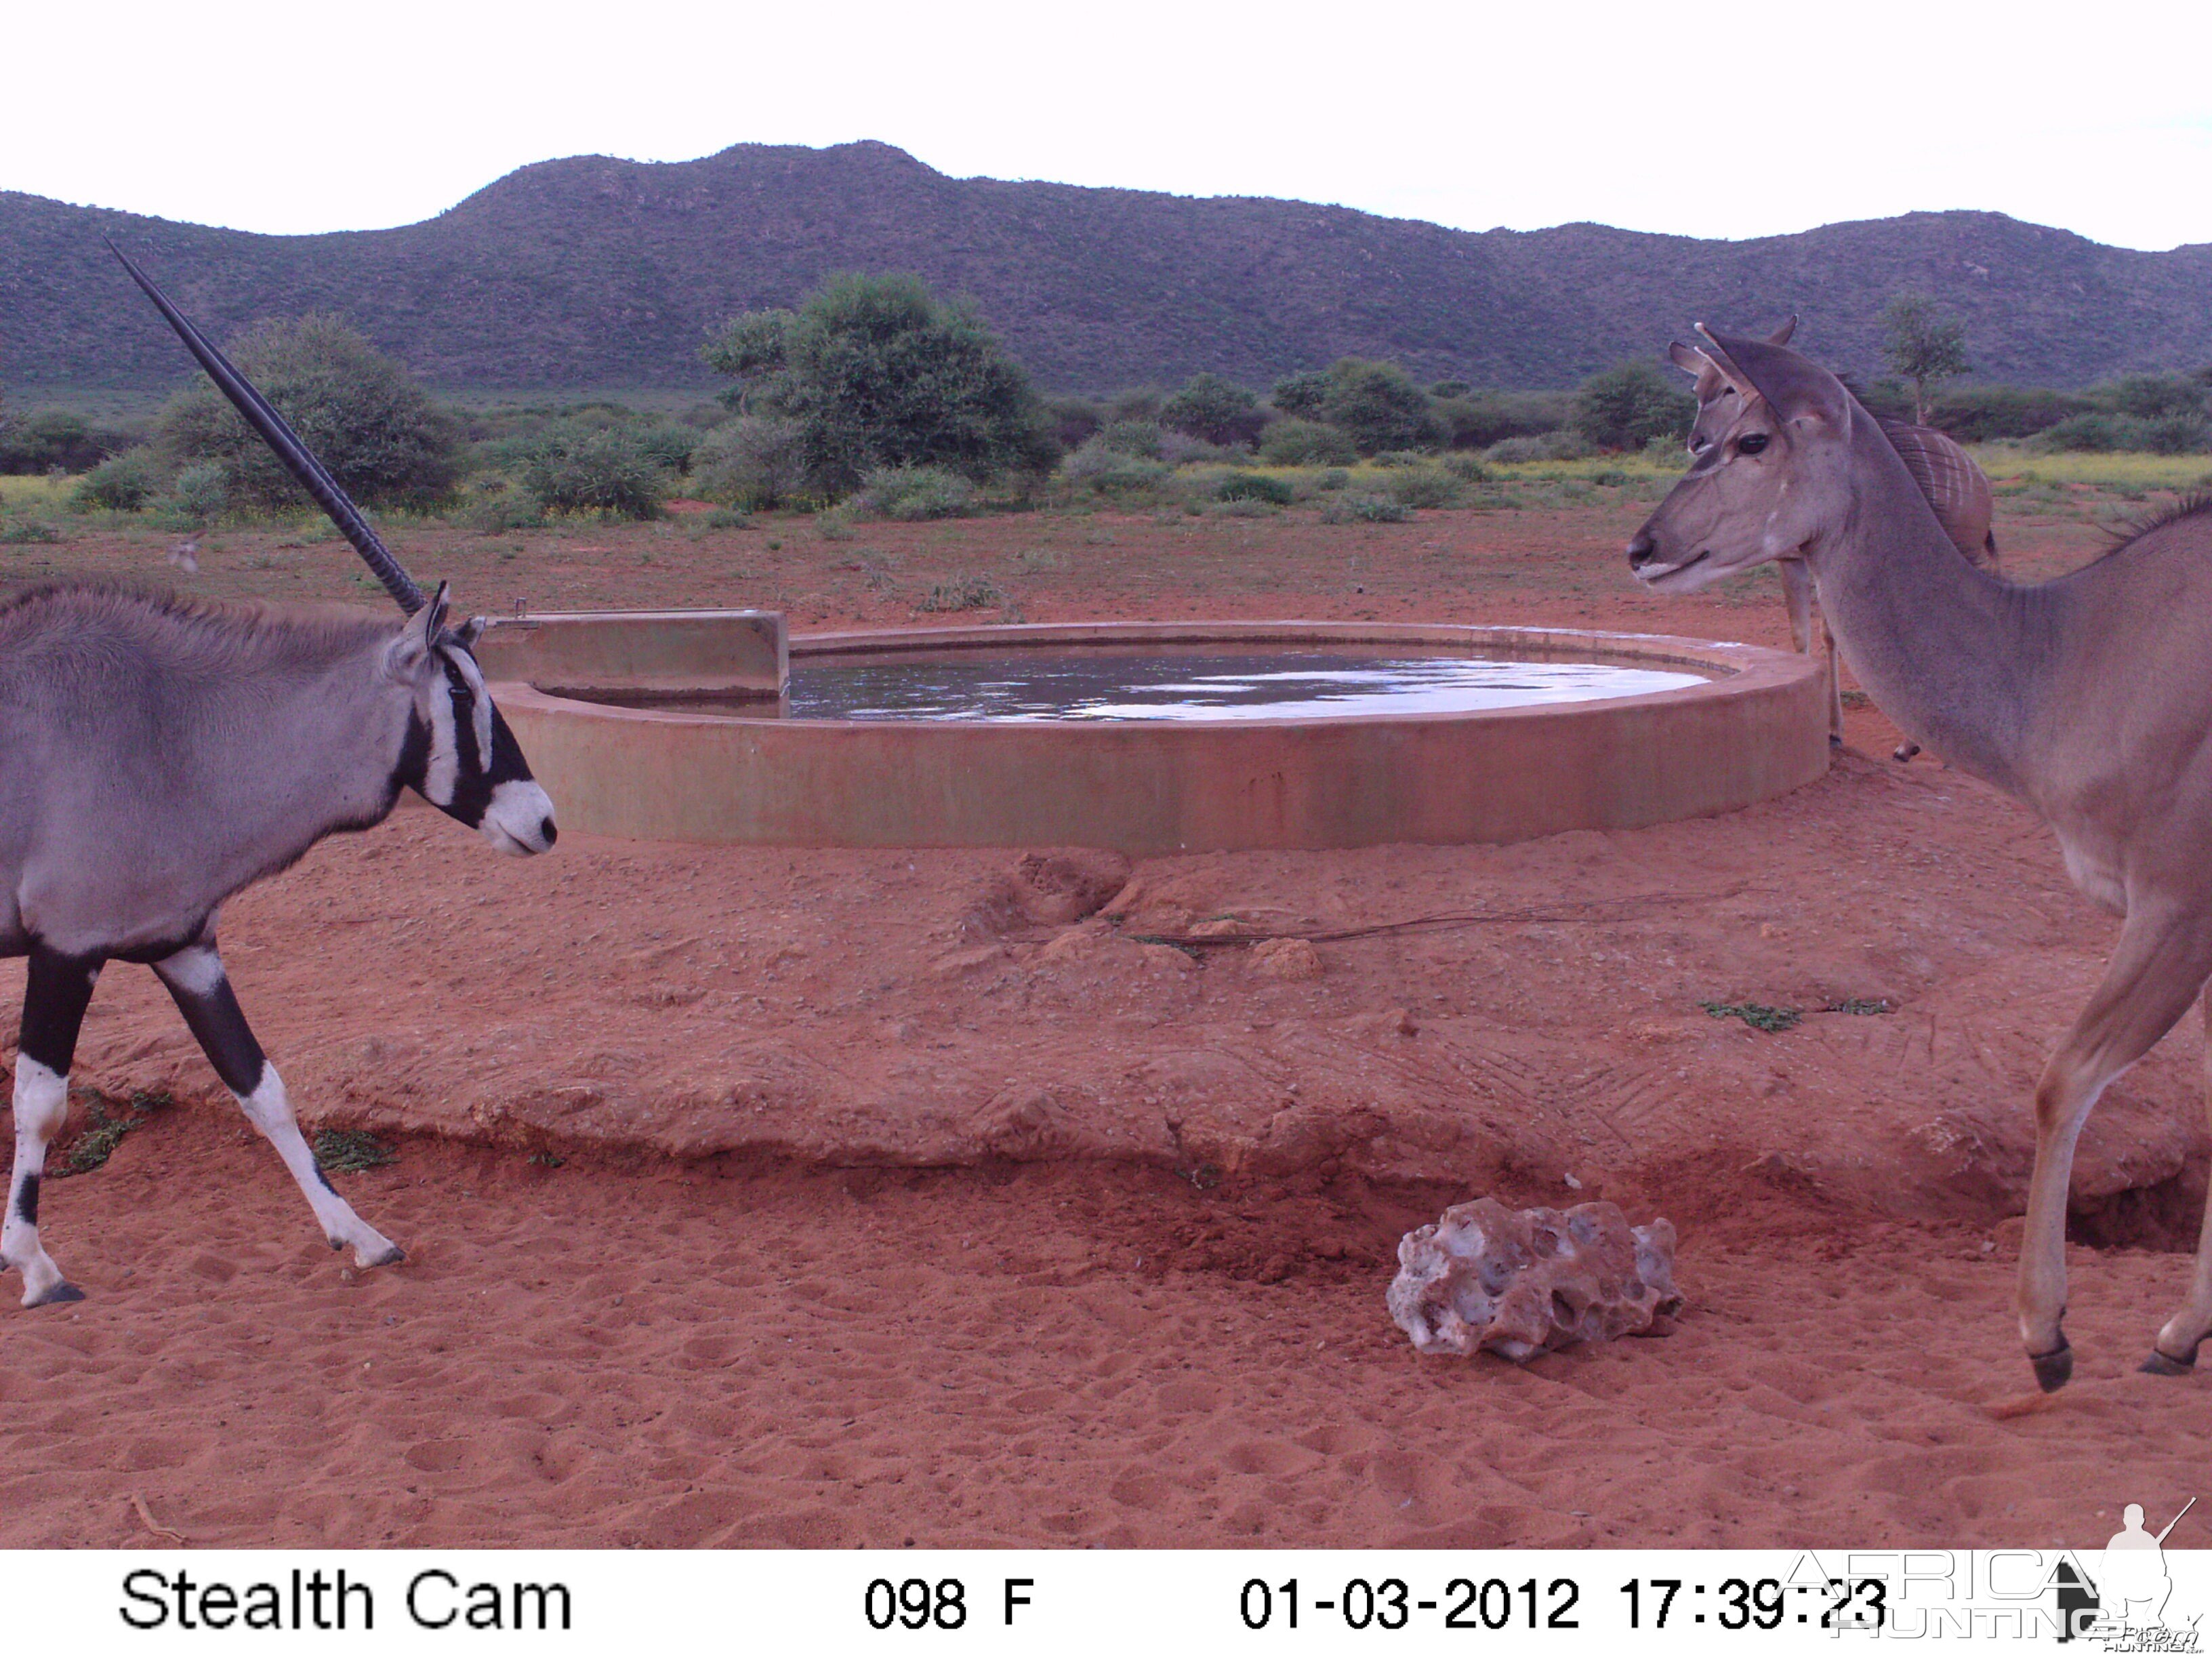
(1766, 314, 1799, 347)
(454, 615, 487, 650)
(388, 586, 445, 674)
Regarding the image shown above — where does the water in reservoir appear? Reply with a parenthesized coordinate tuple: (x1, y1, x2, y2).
(594, 647, 1708, 722)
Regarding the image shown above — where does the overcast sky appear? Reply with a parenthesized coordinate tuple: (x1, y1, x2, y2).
(12, 0, 2209, 250)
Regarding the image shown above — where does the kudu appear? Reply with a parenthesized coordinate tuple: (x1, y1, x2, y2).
(1628, 325, 2212, 1391)
(1673, 317, 1999, 756)
(0, 247, 556, 1309)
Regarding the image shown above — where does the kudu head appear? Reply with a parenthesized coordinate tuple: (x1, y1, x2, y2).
(1675, 315, 1795, 462)
(1626, 323, 1856, 592)
(108, 242, 556, 856)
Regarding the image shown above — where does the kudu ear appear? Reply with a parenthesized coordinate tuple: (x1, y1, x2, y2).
(1698, 327, 1851, 432)
(1669, 341, 1729, 403)
(1766, 314, 1799, 347)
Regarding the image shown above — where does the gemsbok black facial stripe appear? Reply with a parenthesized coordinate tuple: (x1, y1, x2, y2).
(391, 710, 432, 799)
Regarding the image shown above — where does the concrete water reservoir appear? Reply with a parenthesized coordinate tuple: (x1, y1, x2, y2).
(478, 616, 1828, 854)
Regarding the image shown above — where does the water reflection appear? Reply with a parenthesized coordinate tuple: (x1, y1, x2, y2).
(594, 647, 1708, 722)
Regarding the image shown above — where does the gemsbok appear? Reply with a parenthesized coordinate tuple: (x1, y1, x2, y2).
(0, 247, 556, 1309)
(1629, 323, 2212, 1391)
(1673, 316, 1999, 756)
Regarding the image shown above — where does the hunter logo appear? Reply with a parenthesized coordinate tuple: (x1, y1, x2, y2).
(2060, 1498, 2201, 1650)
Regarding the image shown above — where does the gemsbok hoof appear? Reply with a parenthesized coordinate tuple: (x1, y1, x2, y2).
(2139, 1345, 2199, 1377)
(24, 1280, 85, 1309)
(361, 1244, 407, 1269)
(2029, 1341, 2074, 1393)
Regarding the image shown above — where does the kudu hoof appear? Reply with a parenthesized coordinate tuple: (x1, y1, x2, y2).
(2028, 1340, 2074, 1393)
(25, 1279, 85, 1309)
(2139, 1343, 2199, 1377)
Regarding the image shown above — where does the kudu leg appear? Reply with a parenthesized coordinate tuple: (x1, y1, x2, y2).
(2144, 989, 2212, 1374)
(2018, 909, 2212, 1390)
(152, 943, 403, 1271)
(3, 947, 102, 1307)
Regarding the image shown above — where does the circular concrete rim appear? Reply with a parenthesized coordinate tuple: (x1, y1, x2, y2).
(494, 620, 1830, 851)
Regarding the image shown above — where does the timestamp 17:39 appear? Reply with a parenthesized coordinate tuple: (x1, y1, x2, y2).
(1620, 1578, 1890, 1631)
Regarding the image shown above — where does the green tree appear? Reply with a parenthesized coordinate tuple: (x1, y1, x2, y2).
(1572, 361, 1696, 451)
(1270, 370, 1332, 419)
(700, 273, 1055, 491)
(1880, 295, 1970, 424)
(1271, 360, 1440, 455)
(1158, 372, 1261, 445)
(157, 314, 458, 512)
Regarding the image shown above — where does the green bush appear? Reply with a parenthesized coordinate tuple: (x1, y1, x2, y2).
(2104, 373, 2209, 420)
(1482, 436, 1548, 465)
(1319, 493, 1410, 524)
(1315, 359, 1441, 454)
(1217, 472, 1294, 505)
(1923, 385, 2089, 441)
(0, 409, 138, 474)
(855, 464, 975, 520)
(1213, 497, 1279, 518)
(691, 416, 811, 510)
(634, 420, 705, 474)
(457, 478, 546, 533)
(167, 462, 230, 524)
(1094, 420, 1164, 459)
(1436, 390, 1571, 450)
(157, 314, 458, 511)
(72, 449, 159, 512)
(1258, 418, 1358, 466)
(1315, 468, 1351, 491)
(2029, 412, 2209, 454)
(701, 272, 1057, 491)
(1441, 454, 1490, 482)
(1060, 440, 1171, 493)
(1385, 466, 1458, 509)
(518, 425, 665, 518)
(1572, 361, 1695, 451)
(1159, 373, 1262, 446)
(0, 520, 61, 544)
(1270, 371, 1332, 419)
(1044, 396, 1104, 453)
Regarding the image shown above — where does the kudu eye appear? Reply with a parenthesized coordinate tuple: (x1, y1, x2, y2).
(1737, 433, 1771, 455)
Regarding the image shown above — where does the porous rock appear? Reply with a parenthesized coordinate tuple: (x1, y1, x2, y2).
(1388, 1197, 1681, 1361)
(1250, 937, 1324, 981)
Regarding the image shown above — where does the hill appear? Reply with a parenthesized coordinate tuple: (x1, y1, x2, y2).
(5, 140, 2211, 396)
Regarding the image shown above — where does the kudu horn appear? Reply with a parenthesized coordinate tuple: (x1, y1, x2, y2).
(105, 239, 428, 615)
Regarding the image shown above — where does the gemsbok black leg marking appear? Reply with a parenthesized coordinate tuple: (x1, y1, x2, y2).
(7, 946, 103, 1308)
(153, 944, 405, 1272)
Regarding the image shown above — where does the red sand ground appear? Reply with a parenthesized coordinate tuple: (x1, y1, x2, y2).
(2, 493, 2207, 1549)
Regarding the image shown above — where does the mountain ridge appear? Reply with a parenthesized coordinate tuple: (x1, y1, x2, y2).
(5, 140, 2209, 394)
